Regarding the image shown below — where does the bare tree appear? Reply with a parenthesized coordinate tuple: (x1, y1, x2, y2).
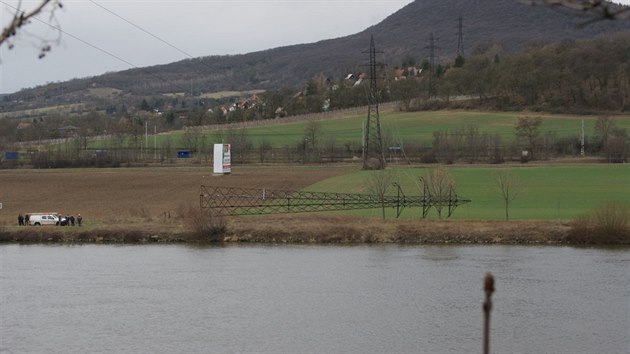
(303, 119, 322, 148)
(181, 126, 203, 152)
(515, 116, 543, 160)
(257, 139, 272, 163)
(366, 170, 395, 219)
(523, 0, 630, 26)
(420, 166, 456, 219)
(214, 127, 251, 163)
(593, 116, 615, 151)
(1, 0, 64, 58)
(495, 171, 520, 221)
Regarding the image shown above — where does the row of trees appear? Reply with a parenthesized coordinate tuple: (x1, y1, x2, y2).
(367, 167, 519, 221)
(4, 113, 625, 170)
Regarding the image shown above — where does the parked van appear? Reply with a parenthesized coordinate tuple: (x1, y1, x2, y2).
(27, 213, 65, 226)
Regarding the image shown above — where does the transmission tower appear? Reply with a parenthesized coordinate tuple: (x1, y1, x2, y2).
(362, 35, 386, 170)
(200, 185, 471, 219)
(456, 15, 465, 58)
(427, 32, 438, 97)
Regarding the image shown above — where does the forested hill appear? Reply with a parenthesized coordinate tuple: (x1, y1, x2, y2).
(6, 0, 630, 107)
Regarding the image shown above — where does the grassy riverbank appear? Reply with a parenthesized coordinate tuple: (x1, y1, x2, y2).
(2, 216, 628, 245)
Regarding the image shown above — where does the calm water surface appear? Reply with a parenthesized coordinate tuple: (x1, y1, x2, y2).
(1, 244, 628, 353)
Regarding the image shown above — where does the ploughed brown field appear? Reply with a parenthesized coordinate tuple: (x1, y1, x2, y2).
(0, 165, 352, 227)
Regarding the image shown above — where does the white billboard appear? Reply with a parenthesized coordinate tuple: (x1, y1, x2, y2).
(213, 144, 231, 174)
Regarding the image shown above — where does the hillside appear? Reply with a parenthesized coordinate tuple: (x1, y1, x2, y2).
(3, 0, 629, 111)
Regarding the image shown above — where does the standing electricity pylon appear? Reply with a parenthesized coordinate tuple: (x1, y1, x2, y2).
(456, 15, 465, 58)
(362, 35, 386, 170)
(427, 32, 438, 97)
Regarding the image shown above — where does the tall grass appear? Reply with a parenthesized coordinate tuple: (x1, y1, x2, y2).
(185, 206, 226, 242)
(566, 202, 630, 243)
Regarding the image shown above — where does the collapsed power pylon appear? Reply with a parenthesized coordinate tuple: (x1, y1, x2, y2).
(200, 185, 470, 218)
(362, 35, 386, 170)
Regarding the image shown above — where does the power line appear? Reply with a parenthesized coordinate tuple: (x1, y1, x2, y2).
(88, 0, 222, 100)
(0, 0, 191, 93)
(87, 0, 195, 59)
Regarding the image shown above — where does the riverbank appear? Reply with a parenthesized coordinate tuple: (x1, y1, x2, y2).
(1, 216, 628, 245)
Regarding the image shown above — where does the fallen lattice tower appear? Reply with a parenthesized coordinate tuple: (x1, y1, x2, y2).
(200, 186, 471, 218)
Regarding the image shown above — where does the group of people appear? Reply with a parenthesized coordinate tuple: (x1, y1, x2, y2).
(17, 213, 83, 226)
(17, 213, 29, 226)
(61, 214, 82, 227)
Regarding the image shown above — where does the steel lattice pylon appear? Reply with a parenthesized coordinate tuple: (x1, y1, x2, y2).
(200, 185, 471, 218)
(363, 35, 386, 170)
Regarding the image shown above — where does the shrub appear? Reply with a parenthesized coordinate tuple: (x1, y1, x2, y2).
(186, 208, 226, 242)
(566, 202, 630, 244)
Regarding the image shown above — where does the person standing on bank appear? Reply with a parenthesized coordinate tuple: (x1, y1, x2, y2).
(18, 213, 24, 226)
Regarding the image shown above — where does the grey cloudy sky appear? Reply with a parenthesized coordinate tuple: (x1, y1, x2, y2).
(2, 0, 629, 94)
(0, 0, 414, 94)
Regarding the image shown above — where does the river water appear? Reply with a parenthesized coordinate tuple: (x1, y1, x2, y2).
(1, 244, 628, 354)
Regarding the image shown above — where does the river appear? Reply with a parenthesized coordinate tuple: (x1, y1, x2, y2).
(1, 245, 628, 353)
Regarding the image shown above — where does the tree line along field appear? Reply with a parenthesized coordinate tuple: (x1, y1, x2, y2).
(304, 164, 630, 221)
(87, 109, 630, 150)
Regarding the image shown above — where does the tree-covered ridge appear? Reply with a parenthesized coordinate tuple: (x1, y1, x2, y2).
(3, 0, 628, 110)
(436, 33, 630, 112)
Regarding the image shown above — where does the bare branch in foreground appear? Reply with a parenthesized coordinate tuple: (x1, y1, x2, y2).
(522, 0, 630, 27)
(1, 0, 63, 58)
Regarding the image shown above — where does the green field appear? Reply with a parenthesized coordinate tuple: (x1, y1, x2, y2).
(245, 110, 630, 146)
(304, 164, 630, 221)
(87, 109, 630, 149)
(191, 110, 630, 147)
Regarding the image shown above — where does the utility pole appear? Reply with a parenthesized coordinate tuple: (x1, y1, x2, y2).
(145, 120, 148, 160)
(362, 35, 386, 170)
(581, 119, 585, 157)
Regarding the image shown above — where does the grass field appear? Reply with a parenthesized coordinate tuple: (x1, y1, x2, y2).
(240, 110, 630, 147)
(305, 164, 630, 221)
(85, 109, 630, 149)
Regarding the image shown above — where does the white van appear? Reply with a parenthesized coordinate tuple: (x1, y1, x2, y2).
(27, 213, 65, 226)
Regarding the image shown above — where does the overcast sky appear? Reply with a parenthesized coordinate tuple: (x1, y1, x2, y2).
(2, 0, 629, 94)
(0, 0, 415, 94)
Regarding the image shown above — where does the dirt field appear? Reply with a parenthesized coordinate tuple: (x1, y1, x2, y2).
(0, 165, 353, 226)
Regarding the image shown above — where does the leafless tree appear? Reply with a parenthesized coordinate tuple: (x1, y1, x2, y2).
(366, 170, 395, 219)
(420, 166, 456, 219)
(303, 119, 322, 150)
(214, 126, 251, 163)
(593, 116, 615, 150)
(495, 171, 520, 221)
(257, 139, 272, 163)
(1, 0, 64, 58)
(523, 0, 630, 27)
(182, 126, 203, 152)
(515, 116, 543, 160)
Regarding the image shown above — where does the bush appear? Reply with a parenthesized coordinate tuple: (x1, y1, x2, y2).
(566, 202, 630, 244)
(187, 208, 226, 242)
